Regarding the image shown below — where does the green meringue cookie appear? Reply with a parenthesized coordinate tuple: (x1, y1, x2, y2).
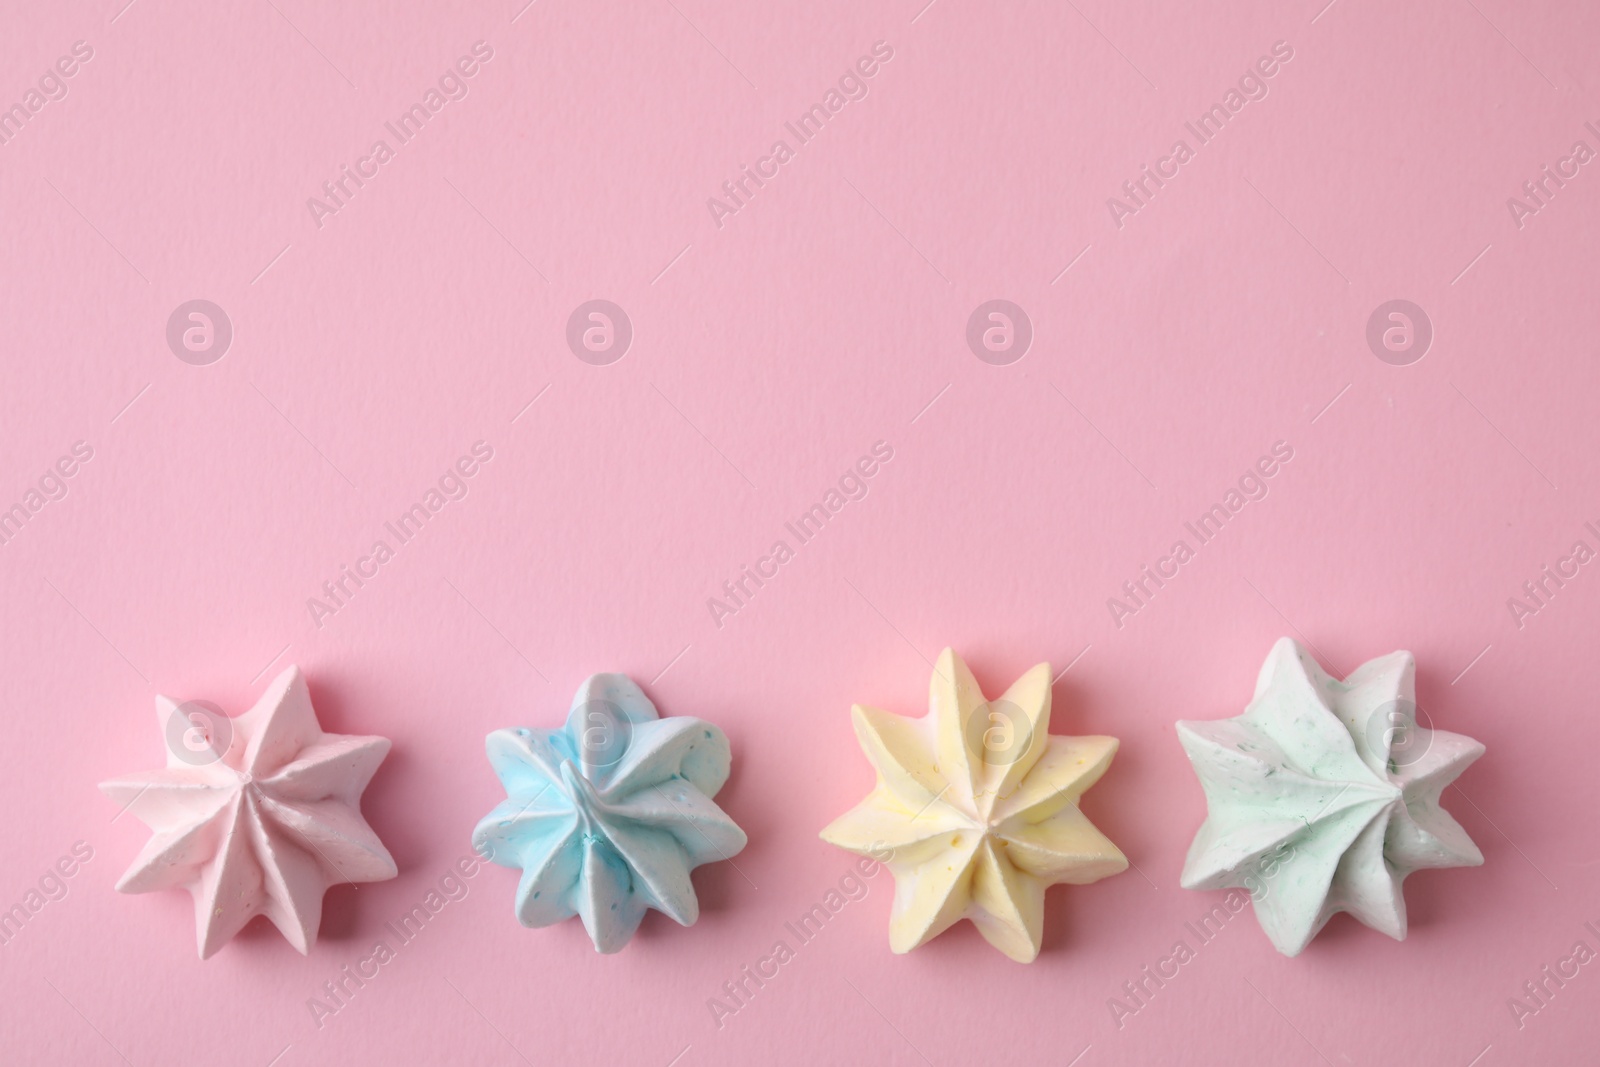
(1177, 637, 1484, 956)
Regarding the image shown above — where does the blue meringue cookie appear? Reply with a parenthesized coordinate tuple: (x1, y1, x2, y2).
(472, 674, 747, 952)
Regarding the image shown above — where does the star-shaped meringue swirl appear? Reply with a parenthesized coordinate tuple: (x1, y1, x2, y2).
(472, 674, 747, 953)
(820, 648, 1127, 963)
(1178, 637, 1485, 956)
(99, 667, 397, 959)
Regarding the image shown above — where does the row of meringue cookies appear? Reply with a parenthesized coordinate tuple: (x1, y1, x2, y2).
(98, 637, 1485, 961)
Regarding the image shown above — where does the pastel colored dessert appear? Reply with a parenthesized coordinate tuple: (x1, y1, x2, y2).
(99, 666, 397, 958)
(820, 648, 1127, 963)
(1177, 637, 1485, 956)
(472, 674, 747, 953)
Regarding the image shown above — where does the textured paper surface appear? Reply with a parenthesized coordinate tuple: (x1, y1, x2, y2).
(2, 1, 1598, 1064)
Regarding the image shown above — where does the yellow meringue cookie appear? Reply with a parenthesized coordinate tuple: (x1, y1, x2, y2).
(820, 648, 1127, 962)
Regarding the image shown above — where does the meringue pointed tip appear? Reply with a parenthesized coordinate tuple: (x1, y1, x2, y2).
(484, 727, 513, 753)
(1003, 943, 1041, 964)
(258, 664, 308, 705)
(846, 703, 880, 732)
(1172, 721, 1212, 756)
(887, 932, 918, 955)
(1176, 873, 1199, 891)
(1175, 851, 1212, 890)
(571, 671, 648, 704)
(591, 924, 631, 953)
(579, 671, 630, 691)
(361, 734, 394, 761)
(817, 814, 848, 846)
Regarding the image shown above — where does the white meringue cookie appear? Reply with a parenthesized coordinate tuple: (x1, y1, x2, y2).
(1177, 637, 1484, 956)
(100, 667, 396, 958)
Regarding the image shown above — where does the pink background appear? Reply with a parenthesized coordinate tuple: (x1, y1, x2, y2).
(3, 0, 1598, 1063)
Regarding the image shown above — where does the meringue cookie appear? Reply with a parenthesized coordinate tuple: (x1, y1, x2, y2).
(1177, 637, 1485, 956)
(820, 648, 1127, 963)
(472, 674, 747, 953)
(99, 667, 397, 959)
